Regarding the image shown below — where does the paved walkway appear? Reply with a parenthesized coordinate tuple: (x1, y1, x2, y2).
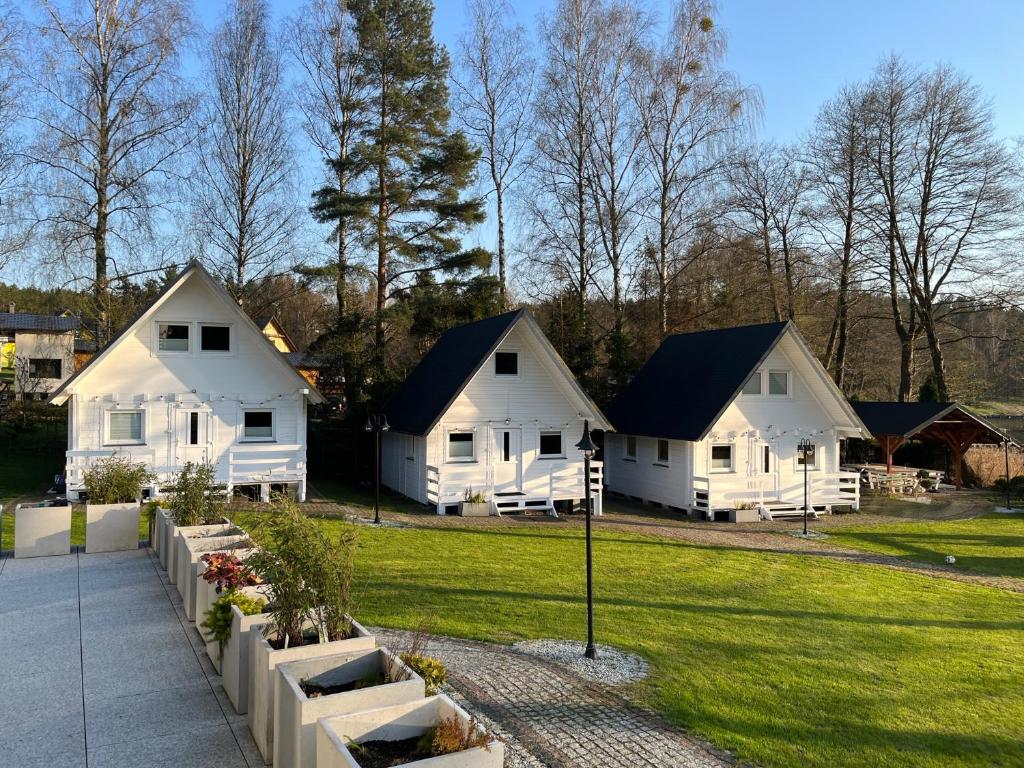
(0, 548, 260, 768)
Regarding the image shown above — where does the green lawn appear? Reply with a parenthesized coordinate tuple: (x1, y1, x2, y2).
(233, 511, 1024, 768)
(826, 514, 1024, 579)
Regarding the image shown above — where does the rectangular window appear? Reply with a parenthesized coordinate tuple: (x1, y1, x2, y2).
(188, 412, 199, 445)
(243, 410, 274, 441)
(741, 372, 761, 395)
(495, 352, 518, 375)
(448, 431, 474, 461)
(28, 358, 62, 379)
(404, 436, 415, 461)
(625, 435, 637, 459)
(108, 411, 143, 445)
(657, 439, 669, 464)
(539, 431, 563, 457)
(158, 323, 190, 352)
(502, 431, 511, 462)
(200, 324, 231, 352)
(711, 444, 733, 471)
(768, 370, 789, 396)
(762, 445, 771, 474)
(797, 443, 818, 469)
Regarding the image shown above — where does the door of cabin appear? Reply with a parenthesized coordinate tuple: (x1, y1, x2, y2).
(491, 427, 522, 493)
(758, 441, 778, 499)
(175, 409, 210, 466)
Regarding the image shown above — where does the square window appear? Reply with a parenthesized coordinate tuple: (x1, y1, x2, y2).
(448, 432, 474, 460)
(28, 358, 62, 379)
(711, 444, 733, 470)
(657, 439, 669, 463)
(108, 411, 143, 444)
(797, 443, 817, 469)
(200, 325, 231, 352)
(768, 371, 789, 396)
(495, 352, 518, 375)
(243, 410, 274, 440)
(158, 323, 190, 352)
(741, 372, 761, 395)
(625, 435, 637, 459)
(540, 431, 563, 457)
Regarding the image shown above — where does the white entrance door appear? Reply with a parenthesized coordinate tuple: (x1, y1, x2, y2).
(491, 428, 522, 493)
(759, 442, 777, 499)
(175, 409, 210, 466)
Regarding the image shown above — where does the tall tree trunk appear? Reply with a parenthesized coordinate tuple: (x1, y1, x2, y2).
(761, 222, 781, 322)
(922, 313, 950, 400)
(494, 176, 506, 307)
(780, 231, 796, 320)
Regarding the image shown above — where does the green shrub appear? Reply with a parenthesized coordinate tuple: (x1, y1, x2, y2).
(83, 456, 154, 504)
(201, 590, 266, 660)
(169, 461, 225, 527)
(400, 653, 446, 695)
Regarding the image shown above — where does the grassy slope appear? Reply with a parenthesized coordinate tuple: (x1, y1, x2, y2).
(234, 512, 1024, 768)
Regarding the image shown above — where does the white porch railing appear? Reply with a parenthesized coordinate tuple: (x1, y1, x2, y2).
(692, 470, 860, 513)
(226, 443, 306, 484)
(66, 448, 158, 488)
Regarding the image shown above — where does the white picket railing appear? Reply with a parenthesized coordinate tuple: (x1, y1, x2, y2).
(692, 470, 860, 513)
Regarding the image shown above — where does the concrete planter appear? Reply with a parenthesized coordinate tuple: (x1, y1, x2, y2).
(274, 648, 425, 768)
(159, 510, 178, 571)
(172, 521, 236, 591)
(248, 617, 375, 763)
(178, 534, 249, 621)
(84, 502, 140, 553)
(196, 549, 258, 668)
(458, 501, 492, 517)
(223, 591, 274, 715)
(13, 503, 72, 559)
(316, 695, 504, 768)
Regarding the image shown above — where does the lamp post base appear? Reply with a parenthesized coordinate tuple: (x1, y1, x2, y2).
(584, 643, 597, 660)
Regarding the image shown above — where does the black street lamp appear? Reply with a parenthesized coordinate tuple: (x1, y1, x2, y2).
(365, 414, 390, 525)
(575, 419, 598, 661)
(1003, 435, 1013, 509)
(798, 437, 813, 536)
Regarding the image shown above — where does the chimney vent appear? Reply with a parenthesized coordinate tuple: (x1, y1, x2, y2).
(7, 302, 13, 314)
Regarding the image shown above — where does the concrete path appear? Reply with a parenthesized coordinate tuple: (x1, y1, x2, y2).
(0, 548, 261, 768)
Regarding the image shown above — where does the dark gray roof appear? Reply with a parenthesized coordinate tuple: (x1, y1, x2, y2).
(385, 310, 526, 435)
(850, 401, 1013, 443)
(0, 313, 79, 332)
(607, 321, 791, 441)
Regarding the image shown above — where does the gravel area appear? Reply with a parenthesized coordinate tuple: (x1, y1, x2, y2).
(512, 639, 649, 686)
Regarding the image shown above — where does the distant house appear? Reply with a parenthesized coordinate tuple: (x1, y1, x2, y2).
(48, 263, 324, 501)
(605, 321, 866, 521)
(254, 315, 296, 353)
(381, 310, 611, 515)
(0, 308, 79, 400)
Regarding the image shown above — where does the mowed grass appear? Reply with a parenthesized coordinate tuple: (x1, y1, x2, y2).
(233, 512, 1024, 768)
(826, 514, 1024, 579)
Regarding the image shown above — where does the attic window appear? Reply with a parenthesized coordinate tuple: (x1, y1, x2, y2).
(741, 372, 762, 395)
(768, 370, 789, 396)
(200, 324, 230, 352)
(495, 352, 518, 375)
(158, 323, 190, 352)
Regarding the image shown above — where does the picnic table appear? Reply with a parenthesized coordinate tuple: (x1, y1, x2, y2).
(841, 463, 944, 495)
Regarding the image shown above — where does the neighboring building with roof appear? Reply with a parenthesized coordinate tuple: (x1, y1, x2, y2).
(381, 309, 611, 516)
(605, 321, 867, 522)
(253, 316, 296, 353)
(48, 263, 325, 501)
(0, 308, 79, 400)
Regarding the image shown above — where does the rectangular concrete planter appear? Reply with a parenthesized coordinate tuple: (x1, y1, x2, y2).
(179, 534, 250, 621)
(159, 510, 177, 571)
(248, 617, 375, 763)
(459, 501, 492, 517)
(196, 549, 258, 668)
(316, 695, 504, 768)
(172, 521, 236, 592)
(14, 503, 72, 559)
(274, 647, 425, 768)
(223, 590, 274, 715)
(84, 502, 140, 553)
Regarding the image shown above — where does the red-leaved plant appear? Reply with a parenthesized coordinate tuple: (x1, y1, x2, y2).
(201, 552, 261, 593)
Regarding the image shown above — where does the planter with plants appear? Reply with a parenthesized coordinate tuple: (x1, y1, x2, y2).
(315, 695, 503, 768)
(274, 647, 424, 768)
(459, 488, 491, 517)
(82, 456, 154, 553)
(13, 501, 72, 558)
(222, 589, 275, 714)
(197, 550, 261, 665)
(245, 501, 375, 763)
(166, 461, 231, 585)
(201, 585, 269, 678)
(178, 532, 250, 620)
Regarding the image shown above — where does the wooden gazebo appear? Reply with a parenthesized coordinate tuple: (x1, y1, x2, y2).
(850, 401, 1014, 488)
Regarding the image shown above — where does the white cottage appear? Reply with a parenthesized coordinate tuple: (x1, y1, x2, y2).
(0, 311, 78, 399)
(605, 321, 867, 521)
(381, 310, 611, 515)
(48, 263, 324, 501)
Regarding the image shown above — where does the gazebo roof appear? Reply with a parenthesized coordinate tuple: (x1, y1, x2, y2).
(850, 401, 1013, 445)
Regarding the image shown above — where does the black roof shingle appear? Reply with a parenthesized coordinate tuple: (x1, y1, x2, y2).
(0, 312, 79, 333)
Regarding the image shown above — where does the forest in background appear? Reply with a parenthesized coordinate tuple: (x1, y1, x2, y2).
(0, 0, 1021, 418)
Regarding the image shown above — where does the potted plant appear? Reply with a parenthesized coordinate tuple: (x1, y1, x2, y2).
(178, 532, 249, 620)
(13, 500, 72, 559)
(167, 461, 231, 585)
(197, 551, 261, 664)
(274, 647, 425, 768)
(459, 487, 490, 517)
(222, 587, 275, 715)
(316, 695, 503, 768)
(201, 587, 267, 675)
(82, 456, 154, 553)
(245, 500, 375, 762)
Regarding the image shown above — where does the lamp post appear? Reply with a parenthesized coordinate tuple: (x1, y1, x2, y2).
(798, 437, 813, 536)
(364, 414, 390, 525)
(575, 419, 597, 660)
(1004, 436, 1012, 509)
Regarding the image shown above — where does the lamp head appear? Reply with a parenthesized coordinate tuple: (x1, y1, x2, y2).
(575, 419, 597, 456)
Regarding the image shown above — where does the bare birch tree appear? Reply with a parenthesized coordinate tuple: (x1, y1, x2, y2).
(0, 6, 29, 273)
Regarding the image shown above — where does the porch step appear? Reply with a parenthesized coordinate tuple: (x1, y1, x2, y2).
(493, 495, 557, 518)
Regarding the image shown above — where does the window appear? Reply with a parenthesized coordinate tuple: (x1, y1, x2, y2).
(796, 443, 818, 469)
(710, 444, 733, 471)
(404, 436, 415, 461)
(448, 431, 474, 461)
(158, 323, 190, 352)
(108, 410, 143, 445)
(243, 410, 274, 441)
(625, 435, 637, 459)
(741, 372, 762, 395)
(762, 445, 771, 474)
(657, 439, 669, 464)
(28, 358, 62, 379)
(200, 324, 231, 352)
(502, 431, 511, 462)
(539, 431, 563, 457)
(495, 352, 518, 375)
(768, 370, 789, 396)
(188, 412, 200, 445)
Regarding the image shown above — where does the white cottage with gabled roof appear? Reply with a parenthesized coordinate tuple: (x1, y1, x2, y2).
(381, 310, 611, 515)
(48, 263, 324, 501)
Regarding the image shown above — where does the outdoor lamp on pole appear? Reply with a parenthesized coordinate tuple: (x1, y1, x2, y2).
(365, 414, 390, 525)
(575, 419, 598, 661)
(798, 437, 813, 536)
(1003, 435, 1013, 510)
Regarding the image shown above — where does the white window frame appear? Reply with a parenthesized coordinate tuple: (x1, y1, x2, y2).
(624, 435, 637, 461)
(767, 370, 790, 397)
(709, 443, 734, 473)
(198, 323, 233, 354)
(156, 321, 191, 354)
(795, 442, 820, 471)
(494, 350, 519, 377)
(538, 430, 564, 459)
(655, 439, 670, 466)
(241, 409, 275, 442)
(740, 371, 762, 396)
(446, 430, 476, 463)
(105, 409, 145, 446)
